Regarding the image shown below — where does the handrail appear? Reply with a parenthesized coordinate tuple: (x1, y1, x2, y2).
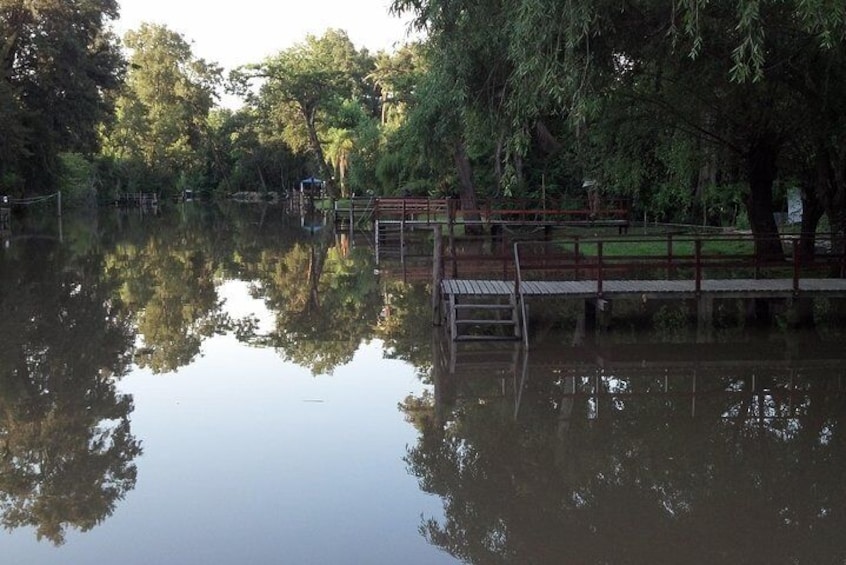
(372, 196, 631, 227)
(507, 233, 845, 290)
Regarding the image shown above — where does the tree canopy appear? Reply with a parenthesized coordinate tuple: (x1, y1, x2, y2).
(2, 3, 845, 249)
(100, 23, 221, 196)
(0, 0, 123, 194)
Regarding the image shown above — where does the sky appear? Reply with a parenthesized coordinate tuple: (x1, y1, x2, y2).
(113, 0, 418, 73)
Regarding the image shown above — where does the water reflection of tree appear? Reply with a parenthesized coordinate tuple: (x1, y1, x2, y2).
(103, 205, 386, 375)
(104, 209, 235, 373)
(375, 281, 434, 376)
(403, 339, 846, 564)
(0, 241, 141, 545)
(247, 234, 382, 374)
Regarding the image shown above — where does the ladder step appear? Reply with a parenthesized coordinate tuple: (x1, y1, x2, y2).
(454, 304, 514, 310)
(450, 362, 516, 370)
(455, 319, 517, 325)
(455, 335, 520, 342)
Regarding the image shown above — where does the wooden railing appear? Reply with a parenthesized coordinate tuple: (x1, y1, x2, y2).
(374, 198, 451, 225)
(512, 233, 846, 295)
(372, 197, 632, 231)
(454, 198, 631, 227)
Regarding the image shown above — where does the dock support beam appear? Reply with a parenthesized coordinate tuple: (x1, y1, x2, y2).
(697, 297, 714, 343)
(584, 299, 598, 334)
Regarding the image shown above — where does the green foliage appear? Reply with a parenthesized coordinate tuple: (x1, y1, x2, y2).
(57, 153, 95, 206)
(388, 0, 846, 243)
(104, 228, 231, 374)
(242, 30, 375, 190)
(100, 23, 221, 199)
(0, 0, 124, 194)
(0, 240, 141, 545)
(248, 239, 382, 375)
(201, 108, 309, 197)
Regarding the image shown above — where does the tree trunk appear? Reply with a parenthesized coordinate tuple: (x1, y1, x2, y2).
(744, 139, 783, 260)
(301, 104, 335, 197)
(798, 179, 824, 262)
(817, 145, 846, 262)
(453, 140, 482, 234)
(695, 140, 718, 225)
(494, 135, 503, 196)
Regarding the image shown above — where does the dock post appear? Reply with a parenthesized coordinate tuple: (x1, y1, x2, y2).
(348, 201, 354, 243)
(596, 241, 604, 297)
(432, 225, 443, 325)
(598, 298, 613, 331)
(697, 296, 714, 342)
(667, 234, 673, 279)
(400, 215, 406, 265)
(584, 299, 597, 334)
(449, 293, 457, 339)
(375, 219, 381, 265)
(449, 224, 457, 278)
(432, 327, 446, 428)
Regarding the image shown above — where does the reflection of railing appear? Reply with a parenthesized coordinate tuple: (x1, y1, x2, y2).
(454, 197, 631, 233)
(433, 336, 846, 422)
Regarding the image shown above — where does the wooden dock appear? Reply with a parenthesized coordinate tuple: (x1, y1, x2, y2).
(442, 280, 521, 342)
(114, 192, 158, 209)
(437, 233, 846, 344)
(443, 277, 846, 300)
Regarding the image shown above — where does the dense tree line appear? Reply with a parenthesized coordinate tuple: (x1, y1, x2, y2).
(2, 1, 845, 254)
(0, 0, 123, 194)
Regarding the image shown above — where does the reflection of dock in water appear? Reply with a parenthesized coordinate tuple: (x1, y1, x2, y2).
(432, 333, 846, 423)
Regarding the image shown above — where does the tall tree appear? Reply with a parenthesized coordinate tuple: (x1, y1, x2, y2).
(368, 45, 425, 127)
(394, 0, 846, 254)
(101, 23, 221, 197)
(242, 29, 374, 195)
(504, 0, 846, 255)
(0, 0, 123, 194)
(392, 0, 512, 204)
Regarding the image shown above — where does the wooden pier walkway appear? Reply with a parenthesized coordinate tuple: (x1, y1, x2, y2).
(443, 277, 846, 300)
(436, 233, 846, 344)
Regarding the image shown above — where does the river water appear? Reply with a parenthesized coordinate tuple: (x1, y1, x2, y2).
(2, 204, 845, 564)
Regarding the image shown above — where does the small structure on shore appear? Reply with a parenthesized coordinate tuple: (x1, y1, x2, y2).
(299, 177, 324, 199)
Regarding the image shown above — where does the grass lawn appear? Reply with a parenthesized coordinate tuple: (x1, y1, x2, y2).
(556, 236, 756, 258)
